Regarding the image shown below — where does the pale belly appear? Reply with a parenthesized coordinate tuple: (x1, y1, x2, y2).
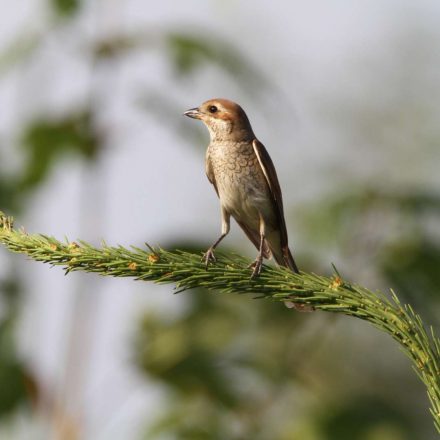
(216, 167, 276, 231)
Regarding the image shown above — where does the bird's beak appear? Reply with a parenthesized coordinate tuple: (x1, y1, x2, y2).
(183, 107, 201, 119)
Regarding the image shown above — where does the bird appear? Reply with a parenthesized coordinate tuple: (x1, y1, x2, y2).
(184, 98, 300, 283)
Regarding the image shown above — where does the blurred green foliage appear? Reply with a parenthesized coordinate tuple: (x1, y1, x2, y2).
(51, 0, 81, 17)
(0, 277, 29, 419)
(383, 239, 440, 304)
(136, 287, 307, 439)
(0, 112, 99, 212)
(20, 112, 99, 191)
(298, 188, 440, 318)
(317, 397, 414, 440)
(165, 33, 267, 91)
(135, 285, 422, 439)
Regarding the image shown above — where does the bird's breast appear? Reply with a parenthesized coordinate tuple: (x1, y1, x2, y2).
(207, 142, 273, 225)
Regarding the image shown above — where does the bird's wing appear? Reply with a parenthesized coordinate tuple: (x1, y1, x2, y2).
(252, 138, 290, 247)
(205, 149, 219, 196)
(252, 139, 286, 229)
(252, 139, 299, 272)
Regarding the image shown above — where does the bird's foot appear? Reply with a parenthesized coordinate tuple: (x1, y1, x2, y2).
(202, 247, 216, 268)
(249, 256, 263, 279)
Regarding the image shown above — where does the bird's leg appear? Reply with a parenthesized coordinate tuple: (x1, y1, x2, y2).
(249, 233, 265, 278)
(203, 207, 230, 268)
(203, 233, 226, 267)
(250, 215, 265, 278)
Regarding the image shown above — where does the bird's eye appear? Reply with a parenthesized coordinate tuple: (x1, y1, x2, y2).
(208, 105, 218, 113)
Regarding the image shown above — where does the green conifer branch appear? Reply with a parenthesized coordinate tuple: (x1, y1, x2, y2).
(0, 211, 439, 432)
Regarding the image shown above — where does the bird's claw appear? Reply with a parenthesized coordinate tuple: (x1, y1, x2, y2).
(249, 257, 263, 279)
(202, 248, 216, 268)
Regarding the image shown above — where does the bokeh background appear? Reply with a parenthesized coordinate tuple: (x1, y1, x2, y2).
(0, 1, 439, 439)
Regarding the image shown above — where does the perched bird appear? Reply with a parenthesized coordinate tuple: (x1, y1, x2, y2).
(184, 98, 299, 281)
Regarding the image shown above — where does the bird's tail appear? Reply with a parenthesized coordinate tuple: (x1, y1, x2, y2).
(272, 245, 299, 273)
(283, 246, 299, 273)
(266, 233, 299, 273)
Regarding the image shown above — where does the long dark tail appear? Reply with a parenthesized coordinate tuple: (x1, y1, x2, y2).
(283, 246, 299, 273)
(264, 229, 299, 273)
(270, 241, 299, 274)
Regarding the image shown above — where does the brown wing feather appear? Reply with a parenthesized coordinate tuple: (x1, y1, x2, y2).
(252, 139, 299, 273)
(252, 139, 287, 243)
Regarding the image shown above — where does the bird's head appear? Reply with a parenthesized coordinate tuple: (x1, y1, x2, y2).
(184, 98, 254, 142)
